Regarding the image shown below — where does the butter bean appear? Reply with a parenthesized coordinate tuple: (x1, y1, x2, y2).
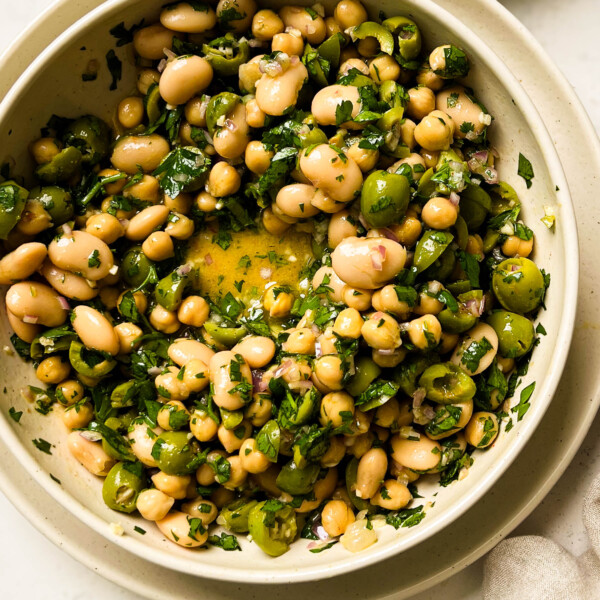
(311, 84, 361, 126)
(48, 230, 113, 281)
(111, 134, 170, 174)
(0, 242, 47, 285)
(160, 55, 213, 106)
(168, 338, 215, 367)
(232, 336, 276, 368)
(72, 305, 120, 356)
(275, 183, 320, 219)
(128, 422, 163, 467)
(133, 24, 182, 60)
(157, 511, 208, 547)
(7, 309, 41, 342)
(210, 351, 252, 410)
(255, 59, 308, 116)
(41, 261, 98, 301)
(67, 431, 116, 476)
(451, 323, 498, 376)
(160, 3, 217, 33)
(125, 205, 170, 241)
(213, 103, 250, 160)
(391, 434, 441, 472)
(5, 281, 67, 327)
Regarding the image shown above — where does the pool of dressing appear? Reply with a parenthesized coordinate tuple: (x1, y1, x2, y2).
(187, 226, 315, 299)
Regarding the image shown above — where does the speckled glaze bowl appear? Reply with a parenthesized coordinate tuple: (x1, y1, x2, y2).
(0, 0, 578, 584)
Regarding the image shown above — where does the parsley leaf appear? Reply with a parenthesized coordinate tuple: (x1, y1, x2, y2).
(208, 532, 241, 551)
(153, 146, 210, 199)
(456, 250, 480, 287)
(517, 153, 534, 189)
(386, 505, 425, 529)
(8, 407, 23, 423)
(511, 381, 535, 421)
(105, 49, 122, 91)
(32, 438, 53, 455)
(460, 337, 493, 373)
(109, 19, 145, 46)
(335, 100, 354, 125)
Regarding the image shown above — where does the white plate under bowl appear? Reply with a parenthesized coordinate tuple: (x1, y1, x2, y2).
(0, 0, 580, 588)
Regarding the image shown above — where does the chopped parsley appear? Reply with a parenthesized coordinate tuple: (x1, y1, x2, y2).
(335, 100, 354, 125)
(517, 153, 534, 189)
(208, 532, 241, 551)
(460, 337, 493, 373)
(511, 381, 535, 421)
(105, 49, 122, 91)
(32, 438, 53, 455)
(8, 407, 23, 423)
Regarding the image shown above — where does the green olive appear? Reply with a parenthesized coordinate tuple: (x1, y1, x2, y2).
(492, 257, 545, 314)
(425, 403, 464, 439)
(303, 43, 329, 87)
(220, 498, 258, 533)
(422, 246, 456, 281)
(0, 181, 28, 239)
(30, 326, 76, 360)
(35, 147, 83, 184)
(144, 83, 164, 125)
(346, 355, 382, 396)
(431, 434, 466, 472)
(206, 92, 241, 136)
(382, 16, 422, 60)
(279, 387, 319, 429)
(378, 80, 405, 109)
(413, 230, 454, 273)
(110, 380, 136, 408)
(394, 354, 438, 396)
(29, 186, 73, 226)
(486, 310, 535, 358)
(482, 229, 500, 253)
(351, 22, 395, 55)
(203, 34, 250, 77)
(298, 126, 328, 148)
(459, 183, 492, 230)
(121, 246, 155, 288)
(360, 170, 410, 228)
(377, 108, 411, 159)
(151, 431, 198, 475)
(69, 340, 116, 378)
(247, 500, 297, 557)
(102, 461, 145, 513)
(255, 420, 280, 462)
(219, 407, 244, 430)
(154, 267, 190, 311)
(437, 307, 478, 334)
(204, 322, 247, 347)
(275, 460, 320, 495)
(453, 215, 469, 250)
(489, 181, 520, 215)
(62, 115, 111, 165)
(317, 32, 345, 69)
(419, 362, 476, 404)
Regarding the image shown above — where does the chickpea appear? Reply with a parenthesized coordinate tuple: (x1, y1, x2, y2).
(114, 322, 143, 354)
(164, 191, 192, 214)
(407, 314, 442, 349)
(502, 234, 534, 258)
(389, 214, 422, 248)
(239, 55, 265, 94)
(16, 201, 52, 236)
(244, 140, 273, 175)
(56, 380, 84, 406)
(117, 96, 144, 129)
(414, 110, 455, 152)
(30, 137, 60, 165)
(346, 142, 379, 173)
(245, 394, 272, 427)
(328, 209, 358, 249)
(416, 63, 444, 91)
(465, 411, 499, 448)
(155, 366, 190, 402)
(157, 400, 191, 431)
(279, 6, 326, 45)
(271, 32, 304, 56)
(207, 161, 241, 197)
(159, 55, 213, 106)
(334, 0, 368, 29)
(263, 285, 294, 318)
(142, 231, 174, 262)
(134, 24, 182, 60)
(438, 332, 460, 354)
(451, 323, 499, 376)
(371, 285, 411, 319)
(421, 196, 458, 230)
(296, 468, 339, 512)
(407, 87, 436, 121)
(355, 447, 388, 499)
(136, 489, 174, 521)
(85, 213, 124, 244)
(35, 355, 70, 385)
(321, 500, 355, 537)
(61, 401, 94, 429)
(262, 206, 291, 235)
(420, 149, 440, 169)
(333, 308, 363, 339)
(117, 290, 147, 316)
(252, 9, 284, 40)
(181, 498, 218, 525)
(373, 347, 406, 368)
(149, 304, 180, 334)
(137, 69, 160, 96)
(174, 295, 208, 328)
(320, 436, 347, 468)
(325, 17, 341, 37)
(195, 191, 218, 214)
(320, 391, 354, 427)
(189, 408, 218, 443)
(371, 479, 412, 510)
(232, 336, 276, 369)
(497, 356, 515, 373)
(152, 472, 191, 500)
(465, 233, 484, 259)
(218, 421, 252, 454)
(165, 212, 194, 240)
(374, 398, 412, 430)
(217, 0, 256, 33)
(67, 431, 116, 475)
(316, 328, 338, 356)
(239, 438, 271, 474)
(282, 328, 316, 355)
(342, 285, 373, 311)
(184, 96, 208, 128)
(369, 55, 401, 83)
(361, 312, 401, 350)
(413, 283, 445, 315)
(244, 98, 266, 129)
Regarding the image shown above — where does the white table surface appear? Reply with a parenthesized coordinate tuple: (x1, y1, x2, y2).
(0, 0, 598, 598)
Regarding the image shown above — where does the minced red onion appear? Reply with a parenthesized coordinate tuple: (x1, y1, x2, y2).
(178, 263, 192, 275)
(224, 119, 237, 132)
(314, 340, 323, 358)
(248, 38, 265, 48)
(260, 267, 273, 280)
(22, 315, 39, 324)
(449, 191, 460, 206)
(483, 167, 499, 184)
(380, 227, 399, 242)
(147, 366, 163, 377)
(312, 521, 332, 541)
(465, 298, 485, 317)
(288, 380, 313, 391)
(57, 296, 70, 310)
(79, 430, 102, 442)
(274, 360, 292, 378)
(412, 387, 426, 408)
(252, 370, 268, 393)
(61, 223, 72, 237)
(473, 150, 489, 162)
(157, 58, 168, 73)
(204, 254, 213, 266)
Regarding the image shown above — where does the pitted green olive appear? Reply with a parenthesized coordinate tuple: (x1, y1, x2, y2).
(151, 431, 198, 475)
(35, 147, 82, 184)
(29, 186, 73, 226)
(438, 306, 478, 334)
(351, 22, 395, 55)
(346, 356, 382, 396)
(62, 115, 111, 165)
(154, 267, 190, 311)
(419, 362, 476, 403)
(492, 257, 545, 314)
(276, 460, 320, 495)
(0, 181, 28, 239)
(102, 461, 145, 513)
(413, 230, 454, 273)
(206, 92, 241, 136)
(360, 170, 410, 228)
(204, 322, 247, 347)
(220, 498, 258, 533)
(69, 340, 117, 378)
(203, 34, 250, 77)
(382, 16, 422, 61)
(248, 500, 297, 557)
(121, 246, 156, 288)
(459, 183, 492, 230)
(487, 310, 535, 358)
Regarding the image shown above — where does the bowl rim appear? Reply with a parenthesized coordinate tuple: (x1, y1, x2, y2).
(0, 0, 579, 584)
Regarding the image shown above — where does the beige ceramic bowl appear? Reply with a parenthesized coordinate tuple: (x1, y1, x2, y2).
(0, 0, 578, 584)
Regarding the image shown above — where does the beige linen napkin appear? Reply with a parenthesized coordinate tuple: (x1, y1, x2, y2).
(482, 474, 600, 600)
